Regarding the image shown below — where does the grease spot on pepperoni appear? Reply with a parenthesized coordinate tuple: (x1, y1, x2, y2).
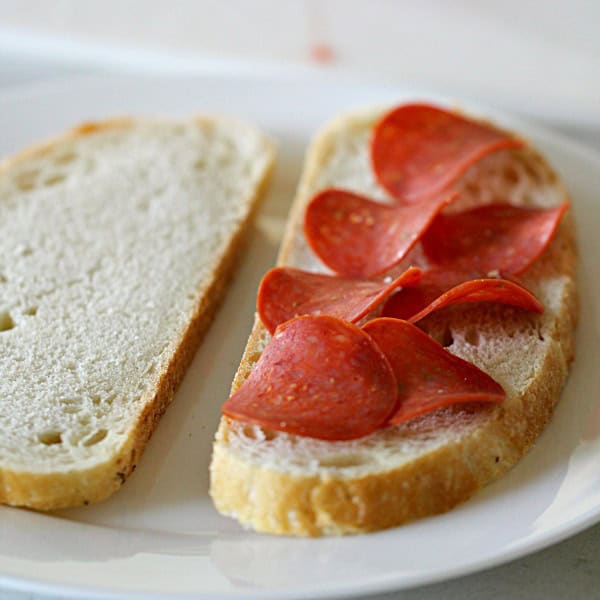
(223, 316, 398, 440)
(371, 103, 523, 203)
(363, 318, 505, 425)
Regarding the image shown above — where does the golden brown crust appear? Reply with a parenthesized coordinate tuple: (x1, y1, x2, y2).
(0, 118, 275, 510)
(209, 109, 578, 536)
(0, 118, 138, 174)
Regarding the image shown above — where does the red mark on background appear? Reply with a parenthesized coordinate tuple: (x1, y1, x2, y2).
(310, 43, 335, 64)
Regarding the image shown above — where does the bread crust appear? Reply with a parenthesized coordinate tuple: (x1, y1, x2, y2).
(0, 118, 274, 509)
(209, 109, 578, 536)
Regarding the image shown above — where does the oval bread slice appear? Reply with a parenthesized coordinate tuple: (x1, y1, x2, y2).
(209, 108, 577, 536)
(0, 116, 274, 509)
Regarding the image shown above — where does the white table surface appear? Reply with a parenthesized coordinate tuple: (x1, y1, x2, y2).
(0, 4, 599, 597)
(1, 0, 599, 125)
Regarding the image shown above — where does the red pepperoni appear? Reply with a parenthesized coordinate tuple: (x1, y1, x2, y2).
(421, 202, 568, 275)
(258, 266, 421, 334)
(363, 318, 505, 425)
(304, 188, 456, 278)
(222, 316, 398, 440)
(371, 104, 524, 203)
(382, 268, 543, 323)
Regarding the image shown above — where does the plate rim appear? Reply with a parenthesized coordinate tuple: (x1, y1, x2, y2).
(1, 23, 600, 127)
(0, 68, 599, 163)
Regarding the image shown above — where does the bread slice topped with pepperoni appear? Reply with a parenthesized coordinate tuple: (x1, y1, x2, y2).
(209, 104, 577, 536)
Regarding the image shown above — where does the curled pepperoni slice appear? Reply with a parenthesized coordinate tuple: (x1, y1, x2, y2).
(304, 188, 455, 278)
(363, 318, 505, 425)
(382, 269, 543, 323)
(421, 202, 569, 275)
(258, 266, 421, 334)
(222, 316, 398, 440)
(371, 104, 524, 203)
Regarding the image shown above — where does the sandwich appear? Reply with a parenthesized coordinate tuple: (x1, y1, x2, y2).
(210, 103, 576, 536)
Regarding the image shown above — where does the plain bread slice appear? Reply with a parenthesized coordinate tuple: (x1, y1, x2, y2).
(0, 116, 274, 509)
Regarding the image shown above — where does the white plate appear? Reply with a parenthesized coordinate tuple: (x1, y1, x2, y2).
(0, 73, 599, 600)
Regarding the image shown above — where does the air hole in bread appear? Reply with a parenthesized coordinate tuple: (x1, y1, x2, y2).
(464, 327, 480, 346)
(61, 397, 81, 404)
(242, 425, 258, 439)
(241, 424, 276, 441)
(503, 165, 519, 185)
(65, 361, 77, 371)
(17, 245, 33, 257)
(24, 305, 38, 316)
(524, 162, 542, 183)
(38, 431, 62, 445)
(0, 311, 15, 332)
(441, 325, 454, 347)
(15, 170, 38, 191)
(318, 454, 366, 468)
(194, 159, 206, 170)
(423, 324, 454, 348)
(83, 429, 108, 447)
(43, 173, 66, 187)
(54, 151, 77, 166)
(0, 273, 6, 283)
(154, 184, 168, 197)
(465, 182, 481, 196)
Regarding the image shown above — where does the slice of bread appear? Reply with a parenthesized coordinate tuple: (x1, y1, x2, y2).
(209, 107, 577, 536)
(0, 116, 274, 509)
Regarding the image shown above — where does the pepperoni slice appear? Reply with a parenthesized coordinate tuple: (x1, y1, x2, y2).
(363, 318, 505, 425)
(371, 104, 524, 203)
(304, 188, 456, 278)
(421, 202, 568, 275)
(258, 266, 421, 334)
(222, 316, 398, 440)
(382, 268, 543, 323)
